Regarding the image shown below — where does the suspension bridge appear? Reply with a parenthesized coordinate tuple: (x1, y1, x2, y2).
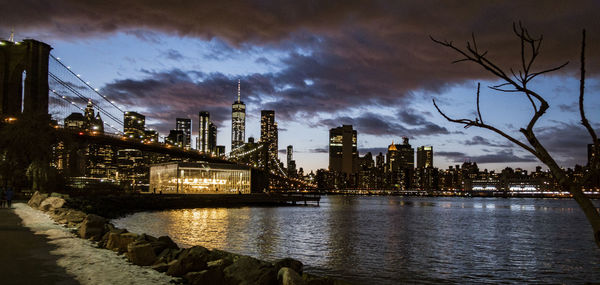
(0, 38, 315, 190)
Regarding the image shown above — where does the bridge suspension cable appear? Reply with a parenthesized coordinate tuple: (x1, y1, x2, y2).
(48, 53, 127, 135)
(50, 54, 125, 113)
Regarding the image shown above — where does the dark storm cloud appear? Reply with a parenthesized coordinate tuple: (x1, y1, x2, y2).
(319, 112, 449, 137)
(437, 150, 537, 163)
(536, 122, 599, 166)
(4, 1, 600, 147)
(464, 136, 512, 147)
(100, 69, 235, 133)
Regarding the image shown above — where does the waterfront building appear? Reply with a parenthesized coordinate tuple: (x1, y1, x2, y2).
(149, 162, 251, 194)
(417, 146, 433, 168)
(231, 80, 246, 151)
(260, 110, 278, 163)
(124, 111, 145, 141)
(176, 118, 192, 150)
(198, 111, 210, 152)
(329, 125, 358, 175)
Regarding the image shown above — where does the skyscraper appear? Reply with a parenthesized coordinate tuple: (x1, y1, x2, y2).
(287, 145, 293, 167)
(198, 111, 210, 152)
(208, 122, 217, 154)
(124, 111, 145, 140)
(329, 125, 358, 174)
(260, 110, 278, 162)
(176, 118, 192, 150)
(417, 146, 433, 168)
(231, 80, 246, 151)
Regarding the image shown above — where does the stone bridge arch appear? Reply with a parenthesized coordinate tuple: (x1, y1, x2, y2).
(0, 39, 52, 116)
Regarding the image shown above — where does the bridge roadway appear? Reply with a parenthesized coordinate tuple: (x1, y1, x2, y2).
(55, 127, 233, 164)
(54, 127, 316, 189)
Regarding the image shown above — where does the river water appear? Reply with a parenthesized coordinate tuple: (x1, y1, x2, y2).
(112, 196, 600, 284)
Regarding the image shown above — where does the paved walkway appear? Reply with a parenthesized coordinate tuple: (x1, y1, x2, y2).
(0, 205, 79, 285)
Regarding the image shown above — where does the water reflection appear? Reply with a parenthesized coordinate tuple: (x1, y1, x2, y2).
(112, 197, 600, 284)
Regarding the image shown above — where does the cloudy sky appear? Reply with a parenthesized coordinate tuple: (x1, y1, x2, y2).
(2, 0, 600, 172)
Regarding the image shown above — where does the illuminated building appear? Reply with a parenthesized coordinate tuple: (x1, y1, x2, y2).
(287, 145, 293, 167)
(198, 111, 210, 152)
(124, 111, 145, 140)
(144, 130, 158, 143)
(260, 110, 278, 162)
(117, 148, 146, 188)
(329, 125, 358, 174)
(83, 100, 104, 133)
(386, 137, 414, 189)
(231, 80, 246, 151)
(64, 112, 86, 130)
(286, 145, 296, 176)
(166, 130, 184, 148)
(209, 122, 217, 154)
(417, 146, 433, 168)
(176, 118, 191, 149)
(216, 145, 226, 157)
(149, 162, 251, 194)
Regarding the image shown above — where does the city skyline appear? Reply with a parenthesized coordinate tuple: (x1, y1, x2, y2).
(3, 2, 600, 173)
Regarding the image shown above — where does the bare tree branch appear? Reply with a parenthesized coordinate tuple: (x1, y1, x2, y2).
(476, 83, 483, 124)
(432, 98, 537, 155)
(579, 29, 599, 150)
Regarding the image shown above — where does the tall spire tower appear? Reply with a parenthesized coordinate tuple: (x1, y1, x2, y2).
(231, 79, 246, 151)
(237, 79, 241, 102)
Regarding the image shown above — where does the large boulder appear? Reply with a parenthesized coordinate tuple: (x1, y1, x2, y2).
(209, 249, 241, 263)
(278, 267, 306, 285)
(166, 246, 211, 277)
(78, 214, 107, 241)
(207, 258, 233, 272)
(149, 235, 179, 255)
(156, 248, 183, 265)
(106, 232, 139, 254)
(274, 258, 304, 275)
(27, 191, 48, 208)
(127, 241, 157, 266)
(184, 269, 226, 285)
(223, 255, 278, 285)
(39, 197, 66, 212)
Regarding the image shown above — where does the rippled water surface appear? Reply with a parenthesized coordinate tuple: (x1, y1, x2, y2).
(113, 196, 600, 284)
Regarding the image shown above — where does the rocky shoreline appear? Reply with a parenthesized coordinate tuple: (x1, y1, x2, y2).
(27, 192, 349, 285)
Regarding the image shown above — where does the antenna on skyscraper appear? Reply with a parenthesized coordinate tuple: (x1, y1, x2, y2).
(237, 79, 241, 102)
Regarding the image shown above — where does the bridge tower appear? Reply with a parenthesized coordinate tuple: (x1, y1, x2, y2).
(0, 39, 52, 116)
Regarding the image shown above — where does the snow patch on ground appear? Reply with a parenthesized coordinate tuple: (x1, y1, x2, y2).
(14, 203, 176, 285)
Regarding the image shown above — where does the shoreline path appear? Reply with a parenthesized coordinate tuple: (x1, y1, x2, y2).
(0, 205, 79, 285)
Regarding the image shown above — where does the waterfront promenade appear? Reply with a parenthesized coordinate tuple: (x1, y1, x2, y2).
(0, 206, 78, 285)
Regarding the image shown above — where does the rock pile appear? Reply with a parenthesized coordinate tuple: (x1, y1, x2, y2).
(27, 191, 350, 285)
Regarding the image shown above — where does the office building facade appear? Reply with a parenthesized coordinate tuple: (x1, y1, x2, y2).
(260, 110, 278, 162)
(231, 80, 246, 150)
(417, 146, 433, 168)
(176, 118, 192, 150)
(329, 125, 358, 175)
